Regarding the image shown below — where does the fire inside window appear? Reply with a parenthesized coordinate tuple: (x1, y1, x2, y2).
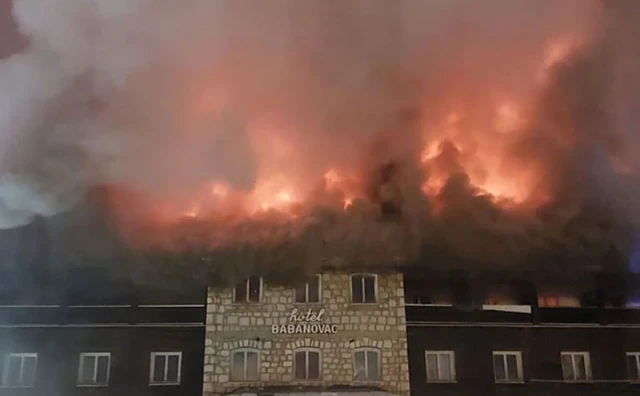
(234, 276, 262, 303)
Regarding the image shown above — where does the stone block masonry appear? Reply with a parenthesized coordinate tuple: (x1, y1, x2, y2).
(203, 272, 410, 396)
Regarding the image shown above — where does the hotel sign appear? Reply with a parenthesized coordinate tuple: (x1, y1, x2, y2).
(271, 308, 338, 334)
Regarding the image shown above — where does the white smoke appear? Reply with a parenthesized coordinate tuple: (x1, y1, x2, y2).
(0, 0, 603, 228)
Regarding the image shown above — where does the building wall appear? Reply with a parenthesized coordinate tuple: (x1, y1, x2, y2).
(406, 325, 640, 396)
(203, 272, 410, 396)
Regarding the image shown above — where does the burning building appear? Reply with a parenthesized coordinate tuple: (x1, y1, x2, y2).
(1, 0, 640, 395)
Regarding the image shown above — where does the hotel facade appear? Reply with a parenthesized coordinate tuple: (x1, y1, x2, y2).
(203, 271, 411, 396)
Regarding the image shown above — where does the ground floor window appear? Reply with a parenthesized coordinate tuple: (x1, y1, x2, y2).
(353, 348, 380, 381)
(149, 352, 181, 385)
(294, 349, 321, 380)
(1, 353, 37, 387)
(231, 349, 259, 381)
(492, 351, 523, 383)
(425, 351, 455, 382)
(77, 352, 110, 387)
(561, 352, 592, 382)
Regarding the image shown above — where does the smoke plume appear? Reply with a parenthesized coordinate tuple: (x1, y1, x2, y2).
(0, 0, 639, 282)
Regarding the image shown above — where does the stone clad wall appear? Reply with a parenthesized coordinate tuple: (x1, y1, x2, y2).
(202, 272, 410, 396)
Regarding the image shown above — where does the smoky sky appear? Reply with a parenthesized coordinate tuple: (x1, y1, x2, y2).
(1, 0, 640, 283)
(0, 0, 602, 226)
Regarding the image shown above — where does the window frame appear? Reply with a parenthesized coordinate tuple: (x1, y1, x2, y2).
(560, 351, 592, 382)
(352, 347, 381, 382)
(293, 348, 322, 381)
(425, 350, 456, 383)
(232, 276, 263, 304)
(295, 275, 322, 304)
(149, 352, 182, 386)
(230, 348, 260, 382)
(77, 352, 111, 387)
(492, 351, 524, 384)
(627, 352, 640, 382)
(350, 273, 378, 304)
(1, 353, 37, 388)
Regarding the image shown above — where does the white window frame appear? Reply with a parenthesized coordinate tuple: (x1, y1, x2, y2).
(627, 352, 640, 382)
(293, 348, 322, 381)
(350, 273, 378, 304)
(492, 351, 524, 383)
(232, 277, 263, 303)
(149, 352, 182, 386)
(77, 352, 111, 387)
(295, 275, 322, 304)
(230, 348, 260, 382)
(1, 353, 37, 388)
(560, 351, 592, 382)
(425, 350, 456, 383)
(352, 348, 380, 382)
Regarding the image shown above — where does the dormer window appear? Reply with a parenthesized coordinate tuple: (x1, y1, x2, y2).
(234, 276, 262, 303)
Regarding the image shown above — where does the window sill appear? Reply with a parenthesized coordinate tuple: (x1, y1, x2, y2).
(293, 302, 323, 305)
(0, 385, 35, 388)
(349, 302, 379, 306)
(405, 303, 453, 307)
(426, 380, 457, 384)
(562, 380, 594, 383)
(495, 381, 525, 384)
(149, 382, 181, 386)
(77, 384, 109, 388)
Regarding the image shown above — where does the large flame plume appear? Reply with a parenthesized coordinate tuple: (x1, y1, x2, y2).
(0, 0, 639, 282)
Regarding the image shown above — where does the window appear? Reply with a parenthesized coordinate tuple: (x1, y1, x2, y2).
(150, 352, 181, 385)
(295, 275, 321, 303)
(351, 274, 377, 303)
(353, 348, 380, 381)
(561, 352, 592, 382)
(231, 349, 259, 381)
(493, 351, 524, 383)
(234, 276, 262, 303)
(627, 352, 640, 382)
(1, 353, 37, 387)
(294, 349, 321, 380)
(425, 351, 455, 382)
(77, 353, 110, 387)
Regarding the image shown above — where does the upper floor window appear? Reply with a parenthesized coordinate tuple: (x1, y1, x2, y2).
(77, 352, 110, 387)
(538, 292, 580, 308)
(1, 353, 37, 388)
(294, 348, 321, 380)
(425, 351, 455, 382)
(351, 274, 377, 303)
(149, 352, 181, 386)
(353, 348, 380, 381)
(561, 352, 592, 382)
(234, 276, 262, 303)
(295, 275, 321, 303)
(231, 349, 259, 381)
(493, 351, 524, 383)
(627, 352, 640, 382)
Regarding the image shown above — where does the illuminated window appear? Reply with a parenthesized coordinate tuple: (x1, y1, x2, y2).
(493, 351, 524, 383)
(149, 352, 181, 385)
(294, 348, 321, 380)
(425, 351, 455, 382)
(295, 275, 321, 303)
(561, 352, 592, 382)
(351, 274, 377, 303)
(353, 348, 380, 381)
(538, 295, 559, 307)
(231, 349, 259, 381)
(233, 276, 262, 303)
(77, 353, 110, 387)
(627, 352, 640, 382)
(1, 353, 37, 388)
